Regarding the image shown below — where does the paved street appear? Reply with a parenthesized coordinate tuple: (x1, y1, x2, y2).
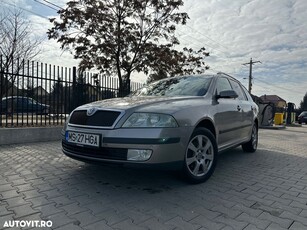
(1, 126, 307, 230)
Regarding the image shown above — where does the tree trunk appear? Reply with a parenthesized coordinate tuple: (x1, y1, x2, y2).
(118, 73, 131, 97)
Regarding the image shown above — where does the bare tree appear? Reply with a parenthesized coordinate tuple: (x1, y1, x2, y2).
(0, 8, 42, 97)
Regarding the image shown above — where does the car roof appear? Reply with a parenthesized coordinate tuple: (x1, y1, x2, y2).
(157, 73, 239, 82)
(1, 96, 30, 100)
(2, 96, 29, 98)
(216, 72, 242, 83)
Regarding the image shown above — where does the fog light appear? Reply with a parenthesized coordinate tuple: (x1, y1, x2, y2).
(127, 149, 152, 161)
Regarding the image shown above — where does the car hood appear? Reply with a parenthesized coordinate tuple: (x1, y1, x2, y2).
(75, 96, 204, 113)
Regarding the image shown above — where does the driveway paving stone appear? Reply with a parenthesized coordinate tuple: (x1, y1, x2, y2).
(1, 126, 307, 229)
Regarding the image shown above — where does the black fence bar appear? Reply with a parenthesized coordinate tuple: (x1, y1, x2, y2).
(27, 60, 30, 126)
(21, 59, 24, 126)
(0, 55, 2, 127)
(0, 55, 142, 128)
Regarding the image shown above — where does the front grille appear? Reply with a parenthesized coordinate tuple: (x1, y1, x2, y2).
(69, 110, 121, 127)
(62, 141, 127, 161)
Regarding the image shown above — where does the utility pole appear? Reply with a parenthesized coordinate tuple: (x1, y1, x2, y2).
(242, 58, 261, 94)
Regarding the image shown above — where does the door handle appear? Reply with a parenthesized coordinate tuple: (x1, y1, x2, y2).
(237, 105, 242, 111)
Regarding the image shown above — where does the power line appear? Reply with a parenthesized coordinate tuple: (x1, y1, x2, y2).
(174, 30, 236, 74)
(185, 25, 229, 51)
(179, 31, 228, 58)
(176, 26, 252, 77)
(41, 0, 64, 10)
(177, 28, 231, 59)
(176, 30, 228, 60)
(0, 0, 49, 20)
(252, 80, 293, 102)
(254, 78, 292, 92)
(33, 0, 59, 11)
(175, 29, 242, 75)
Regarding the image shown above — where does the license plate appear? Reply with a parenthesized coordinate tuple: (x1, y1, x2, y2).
(66, 131, 100, 147)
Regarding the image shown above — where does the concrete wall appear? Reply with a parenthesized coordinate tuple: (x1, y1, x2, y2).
(0, 127, 63, 145)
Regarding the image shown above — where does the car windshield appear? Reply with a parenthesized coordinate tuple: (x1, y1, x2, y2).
(132, 76, 212, 97)
(28, 98, 37, 104)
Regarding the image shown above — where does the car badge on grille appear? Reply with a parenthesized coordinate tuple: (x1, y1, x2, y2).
(86, 107, 98, 116)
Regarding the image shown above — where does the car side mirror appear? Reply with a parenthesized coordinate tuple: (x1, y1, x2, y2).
(216, 90, 238, 99)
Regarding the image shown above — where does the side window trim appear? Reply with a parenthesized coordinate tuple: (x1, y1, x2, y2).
(229, 79, 248, 101)
(241, 85, 253, 101)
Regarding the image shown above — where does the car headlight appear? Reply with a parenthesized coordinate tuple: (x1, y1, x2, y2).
(122, 113, 178, 128)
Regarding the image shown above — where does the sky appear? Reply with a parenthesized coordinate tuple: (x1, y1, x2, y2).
(1, 0, 307, 107)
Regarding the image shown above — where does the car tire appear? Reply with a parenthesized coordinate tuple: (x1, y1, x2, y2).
(182, 127, 218, 184)
(242, 123, 258, 153)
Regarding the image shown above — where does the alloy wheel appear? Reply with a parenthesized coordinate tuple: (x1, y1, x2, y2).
(185, 134, 214, 177)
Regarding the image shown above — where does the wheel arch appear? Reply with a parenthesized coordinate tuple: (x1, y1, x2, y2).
(254, 117, 259, 129)
(195, 119, 216, 138)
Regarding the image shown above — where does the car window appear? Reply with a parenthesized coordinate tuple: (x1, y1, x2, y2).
(28, 98, 34, 104)
(132, 76, 212, 97)
(1, 99, 6, 109)
(229, 80, 247, 101)
(21, 98, 28, 105)
(241, 85, 253, 101)
(4, 98, 11, 104)
(17, 98, 23, 104)
(216, 77, 232, 95)
(27, 98, 38, 105)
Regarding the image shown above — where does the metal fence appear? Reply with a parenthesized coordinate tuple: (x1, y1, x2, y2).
(0, 55, 142, 128)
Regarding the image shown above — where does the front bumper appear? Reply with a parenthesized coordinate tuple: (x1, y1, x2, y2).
(62, 126, 193, 169)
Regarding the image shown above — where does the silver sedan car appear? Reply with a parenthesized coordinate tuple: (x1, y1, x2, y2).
(62, 73, 259, 183)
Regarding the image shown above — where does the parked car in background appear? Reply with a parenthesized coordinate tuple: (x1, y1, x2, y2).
(298, 111, 307, 124)
(62, 73, 259, 183)
(0, 96, 50, 115)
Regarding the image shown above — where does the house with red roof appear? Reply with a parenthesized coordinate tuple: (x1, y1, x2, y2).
(259, 94, 287, 108)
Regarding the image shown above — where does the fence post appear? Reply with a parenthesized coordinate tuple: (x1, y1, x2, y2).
(71, 66, 77, 112)
(0, 55, 2, 127)
(0, 55, 2, 98)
